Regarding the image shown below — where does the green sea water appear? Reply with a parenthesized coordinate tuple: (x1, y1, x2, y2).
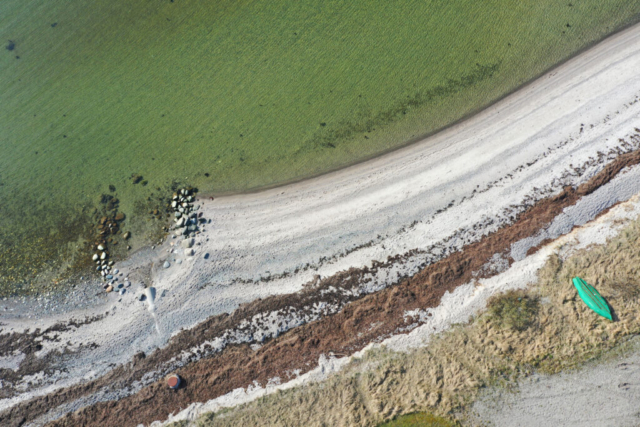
(1, 0, 639, 296)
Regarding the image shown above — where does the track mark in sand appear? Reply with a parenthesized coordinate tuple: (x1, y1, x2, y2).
(145, 288, 161, 336)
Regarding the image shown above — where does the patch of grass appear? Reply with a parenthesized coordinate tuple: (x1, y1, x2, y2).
(487, 290, 539, 331)
(379, 412, 460, 427)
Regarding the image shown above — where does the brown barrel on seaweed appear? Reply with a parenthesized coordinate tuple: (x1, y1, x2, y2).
(167, 373, 181, 390)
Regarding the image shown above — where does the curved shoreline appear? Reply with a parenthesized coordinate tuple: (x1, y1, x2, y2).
(2, 21, 640, 426)
(198, 19, 640, 200)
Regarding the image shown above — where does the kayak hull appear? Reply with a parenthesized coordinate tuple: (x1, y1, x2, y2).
(572, 277, 612, 320)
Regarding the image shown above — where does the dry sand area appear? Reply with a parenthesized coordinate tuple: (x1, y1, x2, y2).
(2, 22, 640, 427)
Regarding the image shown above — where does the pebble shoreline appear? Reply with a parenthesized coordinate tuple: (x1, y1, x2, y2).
(89, 187, 209, 306)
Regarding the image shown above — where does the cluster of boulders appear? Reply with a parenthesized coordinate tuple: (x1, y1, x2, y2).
(161, 187, 210, 266)
(91, 187, 208, 286)
(90, 198, 132, 293)
(91, 244, 129, 294)
(171, 188, 203, 238)
(96, 212, 125, 238)
(92, 210, 130, 278)
(92, 243, 112, 276)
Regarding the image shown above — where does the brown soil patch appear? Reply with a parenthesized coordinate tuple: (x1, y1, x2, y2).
(21, 150, 638, 427)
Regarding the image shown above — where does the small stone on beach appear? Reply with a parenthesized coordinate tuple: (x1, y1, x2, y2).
(163, 261, 170, 269)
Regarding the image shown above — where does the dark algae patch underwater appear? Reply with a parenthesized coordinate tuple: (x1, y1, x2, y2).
(1, 0, 640, 295)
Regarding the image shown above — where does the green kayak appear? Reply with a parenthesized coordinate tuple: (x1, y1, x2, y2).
(572, 277, 612, 320)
